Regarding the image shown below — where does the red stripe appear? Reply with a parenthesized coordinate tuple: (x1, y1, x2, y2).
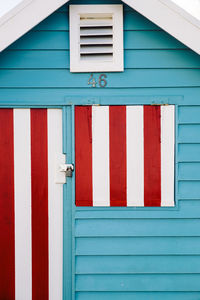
(31, 109, 49, 300)
(110, 106, 127, 206)
(75, 106, 93, 206)
(144, 106, 161, 206)
(0, 109, 15, 300)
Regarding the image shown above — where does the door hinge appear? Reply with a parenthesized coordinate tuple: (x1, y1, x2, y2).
(59, 164, 74, 177)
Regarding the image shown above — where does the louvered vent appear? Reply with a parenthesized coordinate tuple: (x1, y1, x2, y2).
(80, 14, 113, 61)
(70, 5, 123, 72)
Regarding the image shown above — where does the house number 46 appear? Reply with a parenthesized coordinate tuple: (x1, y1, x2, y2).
(88, 74, 107, 88)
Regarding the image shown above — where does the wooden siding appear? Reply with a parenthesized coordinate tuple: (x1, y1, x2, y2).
(0, 0, 200, 299)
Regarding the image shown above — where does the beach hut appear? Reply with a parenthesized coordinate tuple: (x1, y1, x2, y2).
(0, 0, 200, 299)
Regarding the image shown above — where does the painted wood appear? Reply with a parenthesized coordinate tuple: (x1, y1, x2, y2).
(14, 109, 32, 300)
(75, 105, 174, 207)
(76, 255, 200, 273)
(0, 0, 70, 52)
(70, 5, 123, 72)
(0, 2, 200, 300)
(161, 106, 175, 206)
(34, 10, 160, 31)
(75, 106, 93, 206)
(179, 144, 200, 162)
(0, 108, 64, 300)
(109, 106, 126, 206)
(8, 31, 185, 50)
(0, 69, 199, 88)
(178, 124, 200, 143)
(63, 106, 73, 300)
(123, 0, 200, 54)
(1, 49, 200, 69)
(76, 274, 200, 291)
(127, 106, 144, 206)
(76, 237, 200, 255)
(92, 106, 110, 206)
(31, 109, 49, 300)
(0, 109, 15, 300)
(2, 0, 200, 54)
(0, 88, 195, 106)
(179, 181, 200, 199)
(179, 106, 200, 123)
(179, 163, 200, 180)
(75, 200, 200, 218)
(144, 106, 161, 206)
(48, 109, 63, 300)
(76, 292, 200, 300)
(75, 218, 200, 236)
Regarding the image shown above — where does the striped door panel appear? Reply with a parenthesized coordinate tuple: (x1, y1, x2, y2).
(0, 109, 63, 300)
(75, 105, 175, 207)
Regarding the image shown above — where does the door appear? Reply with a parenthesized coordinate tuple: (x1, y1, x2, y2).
(0, 108, 64, 300)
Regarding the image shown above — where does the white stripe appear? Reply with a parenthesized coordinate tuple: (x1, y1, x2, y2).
(92, 106, 110, 206)
(161, 105, 175, 206)
(48, 109, 63, 300)
(127, 106, 144, 206)
(14, 109, 32, 300)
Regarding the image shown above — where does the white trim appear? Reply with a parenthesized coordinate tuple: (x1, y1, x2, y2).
(161, 105, 175, 206)
(0, 0, 69, 52)
(160, 0, 200, 29)
(0, 0, 32, 27)
(70, 5, 123, 72)
(92, 106, 110, 206)
(122, 0, 200, 54)
(127, 106, 144, 207)
(14, 109, 32, 300)
(48, 109, 63, 300)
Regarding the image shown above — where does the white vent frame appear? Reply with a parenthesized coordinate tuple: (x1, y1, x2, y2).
(70, 5, 124, 73)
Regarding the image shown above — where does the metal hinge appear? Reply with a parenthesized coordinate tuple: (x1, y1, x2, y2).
(59, 164, 74, 177)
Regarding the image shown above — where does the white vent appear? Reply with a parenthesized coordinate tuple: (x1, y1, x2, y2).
(70, 5, 123, 72)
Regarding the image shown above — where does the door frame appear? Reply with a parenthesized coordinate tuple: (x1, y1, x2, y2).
(63, 106, 75, 300)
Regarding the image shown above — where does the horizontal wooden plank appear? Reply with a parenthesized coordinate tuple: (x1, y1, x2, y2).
(178, 181, 200, 199)
(178, 125, 200, 143)
(178, 144, 200, 162)
(76, 274, 200, 291)
(76, 291, 200, 300)
(124, 49, 200, 68)
(0, 88, 199, 106)
(0, 69, 199, 88)
(0, 50, 69, 69)
(178, 163, 200, 180)
(8, 31, 185, 50)
(76, 255, 200, 274)
(1, 50, 200, 69)
(76, 237, 200, 255)
(75, 200, 200, 219)
(75, 219, 200, 237)
(178, 106, 200, 124)
(34, 11, 160, 31)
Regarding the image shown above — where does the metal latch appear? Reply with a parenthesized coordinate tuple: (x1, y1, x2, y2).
(59, 164, 74, 177)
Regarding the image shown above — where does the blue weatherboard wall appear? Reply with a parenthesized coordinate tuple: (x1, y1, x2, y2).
(1, 0, 200, 299)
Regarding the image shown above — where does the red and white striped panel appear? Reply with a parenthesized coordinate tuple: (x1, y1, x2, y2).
(75, 105, 175, 207)
(0, 109, 63, 300)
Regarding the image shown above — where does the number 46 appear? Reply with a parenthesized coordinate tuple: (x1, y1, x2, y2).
(88, 74, 107, 88)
